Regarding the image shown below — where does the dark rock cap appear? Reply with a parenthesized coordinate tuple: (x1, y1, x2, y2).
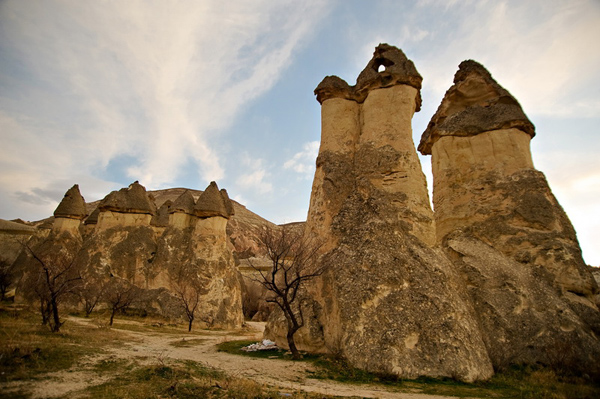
(314, 43, 422, 109)
(169, 190, 196, 215)
(98, 181, 156, 215)
(53, 184, 87, 220)
(151, 200, 172, 227)
(418, 60, 535, 155)
(220, 188, 235, 217)
(193, 181, 233, 219)
(84, 207, 100, 225)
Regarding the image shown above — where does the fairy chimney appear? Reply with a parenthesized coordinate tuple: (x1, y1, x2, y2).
(308, 43, 434, 246)
(169, 190, 196, 228)
(419, 60, 596, 297)
(419, 60, 600, 376)
(53, 184, 87, 231)
(273, 45, 493, 382)
(97, 181, 156, 229)
(193, 181, 233, 236)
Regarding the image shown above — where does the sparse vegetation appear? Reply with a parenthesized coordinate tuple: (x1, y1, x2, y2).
(219, 339, 600, 399)
(2, 304, 599, 399)
(249, 224, 329, 360)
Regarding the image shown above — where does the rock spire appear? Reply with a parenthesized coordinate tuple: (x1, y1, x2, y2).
(54, 184, 87, 220)
(419, 60, 600, 376)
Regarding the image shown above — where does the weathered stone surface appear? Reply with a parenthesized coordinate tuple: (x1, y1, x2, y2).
(447, 237, 600, 375)
(170, 190, 195, 215)
(314, 44, 422, 109)
(420, 60, 600, 376)
(12, 182, 249, 329)
(270, 46, 492, 382)
(151, 200, 172, 228)
(418, 60, 534, 155)
(53, 184, 87, 220)
(0, 219, 37, 267)
(194, 181, 232, 219)
(99, 181, 156, 215)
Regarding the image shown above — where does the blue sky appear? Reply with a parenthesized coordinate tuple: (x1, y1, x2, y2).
(1, 0, 599, 264)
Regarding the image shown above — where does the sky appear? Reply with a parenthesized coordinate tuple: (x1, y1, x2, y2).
(1, 0, 599, 264)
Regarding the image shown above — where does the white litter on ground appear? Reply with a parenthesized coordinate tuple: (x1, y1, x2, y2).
(241, 339, 279, 352)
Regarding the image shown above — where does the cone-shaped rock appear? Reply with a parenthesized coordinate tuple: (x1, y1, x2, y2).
(170, 191, 196, 215)
(420, 60, 600, 376)
(54, 184, 87, 220)
(419, 60, 534, 154)
(194, 182, 230, 219)
(220, 189, 235, 217)
(84, 207, 100, 225)
(99, 181, 156, 215)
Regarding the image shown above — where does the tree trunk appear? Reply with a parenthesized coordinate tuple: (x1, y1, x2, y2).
(109, 307, 116, 326)
(50, 296, 61, 332)
(287, 328, 301, 360)
(188, 317, 193, 332)
(40, 299, 49, 325)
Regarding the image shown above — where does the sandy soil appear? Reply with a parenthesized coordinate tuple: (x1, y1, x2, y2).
(1, 318, 466, 399)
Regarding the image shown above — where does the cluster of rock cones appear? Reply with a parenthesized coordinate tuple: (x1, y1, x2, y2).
(265, 44, 600, 381)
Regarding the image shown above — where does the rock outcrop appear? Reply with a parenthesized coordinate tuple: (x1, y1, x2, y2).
(53, 184, 87, 232)
(277, 44, 494, 382)
(12, 181, 246, 329)
(97, 181, 156, 229)
(266, 46, 600, 382)
(419, 60, 600, 375)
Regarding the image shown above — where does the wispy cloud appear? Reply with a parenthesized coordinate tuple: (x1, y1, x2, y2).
(0, 0, 328, 220)
(283, 141, 319, 179)
(236, 155, 273, 195)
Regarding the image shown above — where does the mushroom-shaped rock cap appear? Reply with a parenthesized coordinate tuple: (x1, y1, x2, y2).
(169, 190, 196, 215)
(54, 184, 87, 220)
(98, 181, 156, 215)
(418, 60, 535, 155)
(314, 76, 354, 104)
(220, 188, 235, 217)
(193, 181, 232, 219)
(314, 44, 422, 109)
(355, 43, 422, 106)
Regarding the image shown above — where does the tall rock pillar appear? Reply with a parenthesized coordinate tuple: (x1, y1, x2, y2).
(292, 45, 493, 382)
(419, 60, 600, 375)
(418, 60, 597, 298)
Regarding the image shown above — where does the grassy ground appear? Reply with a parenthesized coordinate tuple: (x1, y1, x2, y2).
(3, 304, 599, 399)
(219, 339, 600, 399)
(0, 305, 329, 398)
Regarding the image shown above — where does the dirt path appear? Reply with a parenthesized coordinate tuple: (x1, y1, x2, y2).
(2, 318, 465, 399)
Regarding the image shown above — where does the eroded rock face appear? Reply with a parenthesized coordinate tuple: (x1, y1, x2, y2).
(420, 60, 600, 375)
(13, 181, 245, 329)
(275, 44, 494, 382)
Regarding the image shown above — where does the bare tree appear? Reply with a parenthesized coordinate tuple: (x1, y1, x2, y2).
(21, 241, 82, 332)
(75, 273, 109, 317)
(169, 263, 209, 332)
(249, 224, 328, 359)
(103, 276, 138, 326)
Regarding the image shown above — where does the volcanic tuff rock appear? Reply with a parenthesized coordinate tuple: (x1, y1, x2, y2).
(419, 60, 600, 375)
(267, 45, 600, 381)
(53, 184, 87, 220)
(12, 181, 249, 328)
(273, 44, 494, 382)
